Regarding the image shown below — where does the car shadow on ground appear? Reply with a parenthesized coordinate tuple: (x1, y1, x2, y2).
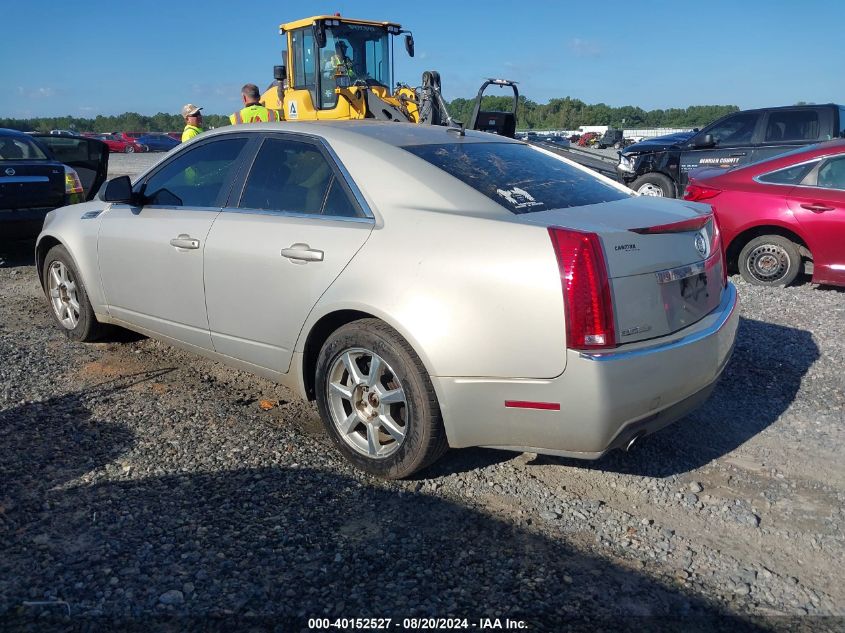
(533, 317, 819, 478)
(1, 387, 767, 630)
(0, 238, 36, 268)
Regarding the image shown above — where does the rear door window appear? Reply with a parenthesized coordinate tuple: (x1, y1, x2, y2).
(403, 142, 629, 214)
(764, 110, 820, 143)
(816, 156, 845, 190)
(238, 137, 362, 217)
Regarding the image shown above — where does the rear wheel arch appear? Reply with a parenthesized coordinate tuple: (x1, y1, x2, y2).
(300, 309, 443, 404)
(725, 225, 810, 272)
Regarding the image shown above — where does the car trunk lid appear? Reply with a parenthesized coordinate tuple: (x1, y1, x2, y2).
(525, 196, 725, 346)
(0, 162, 66, 210)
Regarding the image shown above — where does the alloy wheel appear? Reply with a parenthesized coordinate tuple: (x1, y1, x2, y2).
(327, 348, 409, 459)
(47, 261, 81, 329)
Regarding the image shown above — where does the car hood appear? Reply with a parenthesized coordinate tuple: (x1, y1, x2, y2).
(621, 134, 694, 155)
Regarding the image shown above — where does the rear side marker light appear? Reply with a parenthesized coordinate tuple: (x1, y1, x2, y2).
(548, 227, 616, 350)
(505, 401, 561, 411)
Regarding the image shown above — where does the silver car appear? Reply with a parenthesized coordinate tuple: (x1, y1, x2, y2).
(37, 122, 739, 478)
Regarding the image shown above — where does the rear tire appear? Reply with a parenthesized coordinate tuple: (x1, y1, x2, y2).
(124, 145, 135, 153)
(738, 235, 802, 286)
(315, 319, 448, 479)
(43, 245, 105, 342)
(631, 173, 675, 197)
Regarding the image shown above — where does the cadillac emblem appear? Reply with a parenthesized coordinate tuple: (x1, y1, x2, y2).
(694, 231, 708, 258)
(4, 168, 15, 176)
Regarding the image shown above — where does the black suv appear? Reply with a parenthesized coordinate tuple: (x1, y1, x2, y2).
(617, 104, 845, 197)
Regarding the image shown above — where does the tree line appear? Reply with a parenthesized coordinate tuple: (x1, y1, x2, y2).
(0, 97, 739, 133)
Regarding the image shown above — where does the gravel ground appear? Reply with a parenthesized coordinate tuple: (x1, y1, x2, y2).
(0, 154, 843, 629)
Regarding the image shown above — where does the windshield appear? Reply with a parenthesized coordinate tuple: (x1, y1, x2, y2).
(319, 23, 391, 99)
(404, 142, 630, 214)
(0, 135, 48, 160)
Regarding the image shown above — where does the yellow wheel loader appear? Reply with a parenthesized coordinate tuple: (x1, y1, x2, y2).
(259, 15, 518, 136)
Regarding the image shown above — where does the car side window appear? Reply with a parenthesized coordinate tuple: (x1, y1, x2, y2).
(142, 137, 248, 207)
(764, 111, 820, 143)
(238, 137, 361, 217)
(757, 160, 818, 185)
(816, 156, 845, 190)
(705, 112, 759, 146)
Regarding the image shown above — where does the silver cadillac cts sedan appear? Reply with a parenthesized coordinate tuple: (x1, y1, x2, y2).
(37, 122, 739, 478)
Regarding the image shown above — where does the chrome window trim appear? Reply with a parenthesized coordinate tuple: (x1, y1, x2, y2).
(314, 136, 375, 219)
(580, 283, 737, 362)
(220, 206, 374, 224)
(752, 156, 822, 187)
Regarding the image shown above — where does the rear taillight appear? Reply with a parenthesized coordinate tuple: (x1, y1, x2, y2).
(64, 166, 83, 195)
(548, 227, 615, 350)
(683, 184, 722, 202)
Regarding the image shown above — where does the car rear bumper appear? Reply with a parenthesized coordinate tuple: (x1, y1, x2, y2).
(0, 208, 52, 239)
(433, 282, 739, 458)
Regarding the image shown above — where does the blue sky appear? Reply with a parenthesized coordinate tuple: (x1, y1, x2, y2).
(1, 0, 842, 118)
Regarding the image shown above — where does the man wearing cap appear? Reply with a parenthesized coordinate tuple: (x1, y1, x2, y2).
(229, 84, 280, 125)
(181, 104, 204, 142)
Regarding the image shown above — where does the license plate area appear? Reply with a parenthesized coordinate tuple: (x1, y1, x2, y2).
(657, 257, 721, 330)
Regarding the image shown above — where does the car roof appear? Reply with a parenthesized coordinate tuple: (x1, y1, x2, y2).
(200, 120, 523, 148)
(0, 127, 38, 139)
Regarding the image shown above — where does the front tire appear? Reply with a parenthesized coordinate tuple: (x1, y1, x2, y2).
(631, 173, 675, 197)
(738, 235, 802, 286)
(315, 319, 448, 479)
(43, 245, 104, 341)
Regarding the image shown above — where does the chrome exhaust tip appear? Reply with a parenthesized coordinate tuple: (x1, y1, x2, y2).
(625, 433, 643, 452)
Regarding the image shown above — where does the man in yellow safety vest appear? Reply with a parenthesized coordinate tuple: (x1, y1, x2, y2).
(181, 104, 204, 142)
(229, 84, 280, 125)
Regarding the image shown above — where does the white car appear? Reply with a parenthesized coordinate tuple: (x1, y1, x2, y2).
(37, 122, 739, 478)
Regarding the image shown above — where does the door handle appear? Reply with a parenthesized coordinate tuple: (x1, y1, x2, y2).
(800, 203, 834, 213)
(169, 234, 200, 249)
(281, 243, 324, 263)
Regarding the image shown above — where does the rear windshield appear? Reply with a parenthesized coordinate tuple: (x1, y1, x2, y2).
(403, 142, 629, 213)
(0, 135, 48, 161)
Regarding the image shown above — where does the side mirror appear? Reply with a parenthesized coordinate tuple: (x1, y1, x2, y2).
(694, 133, 715, 148)
(100, 175, 133, 203)
(405, 33, 415, 57)
(273, 65, 287, 82)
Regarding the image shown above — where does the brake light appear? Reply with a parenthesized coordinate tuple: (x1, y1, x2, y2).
(683, 184, 722, 202)
(548, 227, 615, 350)
(629, 214, 711, 234)
(64, 166, 83, 195)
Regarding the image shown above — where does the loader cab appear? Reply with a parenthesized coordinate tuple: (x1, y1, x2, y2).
(285, 17, 399, 115)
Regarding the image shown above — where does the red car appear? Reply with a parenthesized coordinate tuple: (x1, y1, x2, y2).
(685, 140, 845, 287)
(91, 134, 145, 154)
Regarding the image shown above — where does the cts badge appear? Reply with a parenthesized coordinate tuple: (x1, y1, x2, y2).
(4, 168, 15, 176)
(694, 231, 708, 258)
